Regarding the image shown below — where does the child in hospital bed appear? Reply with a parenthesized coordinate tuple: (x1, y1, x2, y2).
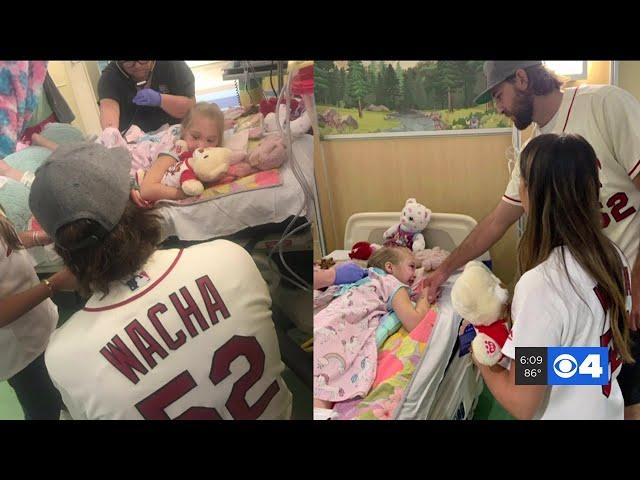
(313, 246, 430, 410)
(130, 102, 227, 206)
(23, 102, 226, 207)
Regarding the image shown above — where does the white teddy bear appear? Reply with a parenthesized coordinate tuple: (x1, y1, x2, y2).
(264, 104, 312, 137)
(382, 198, 431, 252)
(451, 261, 510, 366)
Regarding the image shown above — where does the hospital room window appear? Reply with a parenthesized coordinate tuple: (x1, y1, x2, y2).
(187, 61, 240, 109)
(543, 61, 588, 80)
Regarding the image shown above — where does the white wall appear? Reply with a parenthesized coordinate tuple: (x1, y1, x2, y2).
(48, 61, 101, 136)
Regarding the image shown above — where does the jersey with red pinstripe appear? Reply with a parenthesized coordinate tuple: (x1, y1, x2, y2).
(501, 246, 631, 419)
(503, 85, 640, 266)
(44, 239, 292, 420)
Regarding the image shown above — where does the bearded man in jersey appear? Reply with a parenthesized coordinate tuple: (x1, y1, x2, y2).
(28, 142, 292, 420)
(423, 61, 640, 419)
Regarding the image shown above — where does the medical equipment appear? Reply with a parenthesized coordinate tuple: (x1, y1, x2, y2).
(265, 61, 315, 292)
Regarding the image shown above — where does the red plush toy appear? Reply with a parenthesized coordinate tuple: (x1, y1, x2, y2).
(259, 97, 299, 117)
(348, 242, 382, 261)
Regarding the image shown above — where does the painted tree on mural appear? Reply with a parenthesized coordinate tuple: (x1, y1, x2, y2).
(437, 61, 465, 112)
(395, 61, 404, 106)
(382, 64, 401, 110)
(367, 63, 378, 99)
(314, 61, 333, 104)
(329, 67, 341, 106)
(337, 68, 347, 107)
(461, 61, 485, 106)
(401, 68, 416, 112)
(346, 61, 369, 117)
(319, 61, 495, 119)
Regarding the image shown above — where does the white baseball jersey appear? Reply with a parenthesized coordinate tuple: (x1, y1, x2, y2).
(0, 238, 58, 380)
(502, 246, 631, 420)
(503, 85, 640, 266)
(45, 240, 292, 420)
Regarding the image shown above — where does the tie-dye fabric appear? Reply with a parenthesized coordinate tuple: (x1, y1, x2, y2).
(0, 61, 48, 157)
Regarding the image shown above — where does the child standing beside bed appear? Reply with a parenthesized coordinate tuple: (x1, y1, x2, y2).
(0, 206, 77, 419)
(313, 246, 430, 410)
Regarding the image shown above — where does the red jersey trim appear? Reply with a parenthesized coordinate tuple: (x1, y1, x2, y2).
(627, 158, 640, 179)
(83, 249, 184, 312)
(562, 86, 580, 133)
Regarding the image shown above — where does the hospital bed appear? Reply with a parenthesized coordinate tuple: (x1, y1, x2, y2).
(322, 212, 489, 420)
(27, 133, 313, 266)
(154, 133, 314, 242)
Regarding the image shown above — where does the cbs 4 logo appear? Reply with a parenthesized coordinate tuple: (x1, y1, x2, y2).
(553, 353, 604, 379)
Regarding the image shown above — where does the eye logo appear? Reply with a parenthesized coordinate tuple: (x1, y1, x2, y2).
(553, 354, 578, 378)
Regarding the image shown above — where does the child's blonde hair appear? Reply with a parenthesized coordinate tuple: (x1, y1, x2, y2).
(0, 205, 23, 252)
(367, 246, 411, 270)
(181, 102, 225, 147)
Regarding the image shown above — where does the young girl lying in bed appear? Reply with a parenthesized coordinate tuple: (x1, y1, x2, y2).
(313, 246, 430, 410)
(131, 102, 225, 206)
(17, 102, 226, 207)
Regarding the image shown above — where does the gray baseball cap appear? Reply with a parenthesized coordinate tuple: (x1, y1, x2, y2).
(29, 142, 132, 244)
(474, 61, 543, 105)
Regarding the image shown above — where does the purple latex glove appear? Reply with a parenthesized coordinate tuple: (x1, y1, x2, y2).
(132, 88, 162, 107)
(334, 262, 368, 285)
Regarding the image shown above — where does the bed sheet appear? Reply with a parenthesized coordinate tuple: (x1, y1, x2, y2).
(155, 134, 314, 241)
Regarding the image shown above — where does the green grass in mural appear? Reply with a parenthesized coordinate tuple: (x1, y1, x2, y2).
(318, 104, 511, 135)
(317, 106, 401, 135)
(432, 106, 512, 130)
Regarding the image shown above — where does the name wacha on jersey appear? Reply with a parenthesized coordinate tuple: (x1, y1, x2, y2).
(99, 274, 230, 384)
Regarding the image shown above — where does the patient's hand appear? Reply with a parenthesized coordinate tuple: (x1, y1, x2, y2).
(130, 189, 154, 209)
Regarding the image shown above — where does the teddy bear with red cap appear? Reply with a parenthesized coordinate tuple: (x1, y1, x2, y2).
(451, 261, 511, 366)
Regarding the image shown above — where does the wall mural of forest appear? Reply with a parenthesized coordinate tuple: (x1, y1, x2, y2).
(314, 61, 512, 136)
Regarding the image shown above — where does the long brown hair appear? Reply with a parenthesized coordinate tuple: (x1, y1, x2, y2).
(518, 133, 633, 362)
(54, 202, 161, 298)
(0, 205, 23, 252)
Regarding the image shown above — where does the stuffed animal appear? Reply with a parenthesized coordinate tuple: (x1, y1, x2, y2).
(451, 261, 510, 366)
(415, 246, 450, 271)
(174, 144, 233, 197)
(348, 241, 382, 261)
(219, 134, 287, 183)
(259, 97, 299, 117)
(318, 257, 335, 269)
(247, 134, 287, 170)
(264, 104, 312, 136)
(383, 198, 431, 252)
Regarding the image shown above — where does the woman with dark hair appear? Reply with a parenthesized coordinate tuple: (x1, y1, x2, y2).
(478, 133, 633, 420)
(28, 142, 292, 420)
